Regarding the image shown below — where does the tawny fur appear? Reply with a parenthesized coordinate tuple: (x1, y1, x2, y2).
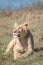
(4, 22, 34, 61)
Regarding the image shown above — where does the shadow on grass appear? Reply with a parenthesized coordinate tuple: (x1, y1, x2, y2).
(34, 47, 43, 52)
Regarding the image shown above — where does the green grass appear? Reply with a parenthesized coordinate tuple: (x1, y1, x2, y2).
(0, 9, 43, 65)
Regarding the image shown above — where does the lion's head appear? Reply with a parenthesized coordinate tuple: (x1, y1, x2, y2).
(13, 22, 29, 38)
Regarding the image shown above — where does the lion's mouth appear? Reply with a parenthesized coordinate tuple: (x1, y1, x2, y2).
(18, 35, 20, 37)
(13, 33, 18, 38)
(13, 33, 20, 38)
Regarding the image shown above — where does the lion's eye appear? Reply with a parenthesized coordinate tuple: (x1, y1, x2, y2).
(21, 28, 23, 31)
(14, 30, 16, 33)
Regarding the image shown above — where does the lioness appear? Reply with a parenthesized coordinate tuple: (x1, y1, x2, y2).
(4, 22, 34, 61)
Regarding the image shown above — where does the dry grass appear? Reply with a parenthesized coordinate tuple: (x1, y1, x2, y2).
(0, 8, 43, 65)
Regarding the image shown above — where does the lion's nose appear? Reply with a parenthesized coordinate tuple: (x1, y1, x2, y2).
(18, 31, 20, 33)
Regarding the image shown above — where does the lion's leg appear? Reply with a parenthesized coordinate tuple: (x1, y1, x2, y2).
(13, 48, 21, 61)
(21, 48, 33, 58)
(4, 38, 16, 55)
(21, 38, 34, 58)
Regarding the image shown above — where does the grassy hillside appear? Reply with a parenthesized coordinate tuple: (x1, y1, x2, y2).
(0, 8, 43, 65)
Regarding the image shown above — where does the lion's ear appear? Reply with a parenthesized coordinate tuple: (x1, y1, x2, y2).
(24, 22, 28, 26)
(23, 22, 29, 29)
(14, 23, 18, 28)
